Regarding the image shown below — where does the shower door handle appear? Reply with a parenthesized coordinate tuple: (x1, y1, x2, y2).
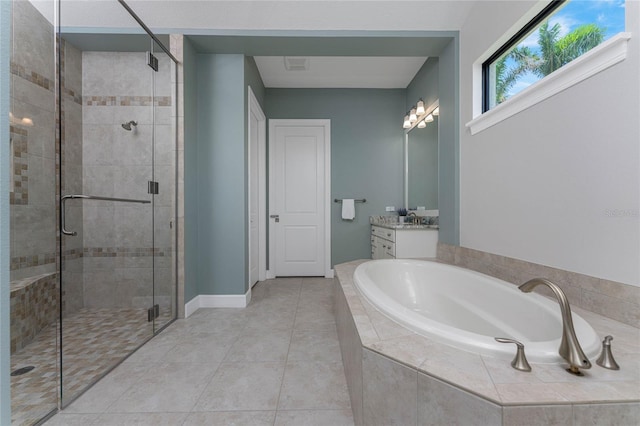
(61, 194, 151, 236)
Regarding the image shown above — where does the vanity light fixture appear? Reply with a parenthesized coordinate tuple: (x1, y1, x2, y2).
(409, 107, 418, 123)
(402, 100, 439, 129)
(403, 114, 411, 129)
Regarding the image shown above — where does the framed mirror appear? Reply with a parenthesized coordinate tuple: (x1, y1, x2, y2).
(404, 100, 439, 210)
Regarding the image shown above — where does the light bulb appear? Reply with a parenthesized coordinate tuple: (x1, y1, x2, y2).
(403, 115, 411, 129)
(417, 120, 426, 128)
(416, 100, 425, 115)
(409, 108, 417, 123)
(432, 106, 439, 116)
(425, 114, 434, 123)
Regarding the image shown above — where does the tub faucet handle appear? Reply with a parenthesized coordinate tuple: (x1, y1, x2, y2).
(495, 337, 532, 372)
(596, 335, 620, 370)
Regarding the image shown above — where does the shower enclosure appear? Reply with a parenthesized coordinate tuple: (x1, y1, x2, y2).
(8, 0, 178, 423)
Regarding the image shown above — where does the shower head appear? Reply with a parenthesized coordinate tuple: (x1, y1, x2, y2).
(121, 120, 138, 131)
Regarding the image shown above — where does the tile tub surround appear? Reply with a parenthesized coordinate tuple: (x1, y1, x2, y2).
(437, 243, 640, 328)
(10, 272, 59, 354)
(335, 260, 640, 426)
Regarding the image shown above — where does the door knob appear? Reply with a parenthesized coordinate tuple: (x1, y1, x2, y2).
(270, 214, 280, 223)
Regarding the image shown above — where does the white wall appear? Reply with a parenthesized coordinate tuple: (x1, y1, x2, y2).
(459, 1, 640, 286)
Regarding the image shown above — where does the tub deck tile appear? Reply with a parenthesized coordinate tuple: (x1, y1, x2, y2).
(368, 334, 437, 370)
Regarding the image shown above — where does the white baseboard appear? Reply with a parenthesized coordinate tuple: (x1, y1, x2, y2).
(325, 269, 335, 279)
(184, 290, 251, 318)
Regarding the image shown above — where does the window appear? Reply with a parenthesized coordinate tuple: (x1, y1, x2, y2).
(482, 0, 626, 112)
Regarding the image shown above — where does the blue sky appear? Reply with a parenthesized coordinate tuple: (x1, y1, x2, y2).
(503, 0, 626, 98)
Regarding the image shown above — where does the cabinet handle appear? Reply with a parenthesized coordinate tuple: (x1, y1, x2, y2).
(387, 233, 391, 237)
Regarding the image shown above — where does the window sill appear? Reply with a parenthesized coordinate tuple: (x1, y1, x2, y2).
(466, 32, 632, 136)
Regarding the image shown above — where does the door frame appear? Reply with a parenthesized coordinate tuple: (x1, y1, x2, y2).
(267, 119, 332, 278)
(248, 87, 267, 286)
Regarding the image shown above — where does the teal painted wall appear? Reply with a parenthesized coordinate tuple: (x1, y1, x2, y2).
(407, 57, 439, 112)
(183, 37, 199, 303)
(438, 37, 460, 245)
(265, 88, 406, 266)
(0, 1, 11, 422)
(196, 54, 247, 295)
(244, 56, 265, 107)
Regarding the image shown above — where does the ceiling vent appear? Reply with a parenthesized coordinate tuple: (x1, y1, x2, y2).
(284, 57, 310, 71)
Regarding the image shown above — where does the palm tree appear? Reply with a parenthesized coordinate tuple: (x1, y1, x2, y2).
(495, 21, 605, 103)
(494, 46, 537, 104)
(534, 22, 605, 77)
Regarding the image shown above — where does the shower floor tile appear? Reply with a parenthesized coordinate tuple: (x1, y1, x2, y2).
(11, 308, 171, 426)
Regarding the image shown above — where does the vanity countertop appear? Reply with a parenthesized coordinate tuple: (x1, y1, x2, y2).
(373, 223, 439, 230)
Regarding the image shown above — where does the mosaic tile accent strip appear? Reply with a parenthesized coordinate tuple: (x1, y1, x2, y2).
(11, 307, 171, 426)
(10, 61, 55, 92)
(62, 87, 83, 105)
(83, 95, 172, 107)
(10, 272, 59, 354)
(10, 125, 29, 205)
(84, 95, 117, 106)
(10, 253, 56, 271)
(83, 247, 169, 258)
(62, 248, 83, 261)
(11, 248, 171, 270)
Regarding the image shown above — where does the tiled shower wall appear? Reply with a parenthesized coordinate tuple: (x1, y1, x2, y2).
(8, 0, 57, 355)
(61, 38, 85, 315)
(81, 51, 175, 311)
(9, 0, 57, 283)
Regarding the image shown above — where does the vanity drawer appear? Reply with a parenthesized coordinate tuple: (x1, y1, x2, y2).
(371, 225, 395, 242)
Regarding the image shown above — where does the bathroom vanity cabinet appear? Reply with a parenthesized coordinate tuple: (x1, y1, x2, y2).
(370, 224, 438, 259)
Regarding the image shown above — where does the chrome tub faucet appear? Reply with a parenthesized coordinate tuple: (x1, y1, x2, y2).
(519, 278, 592, 375)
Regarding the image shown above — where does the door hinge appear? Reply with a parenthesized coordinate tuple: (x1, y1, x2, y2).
(147, 52, 159, 72)
(148, 181, 159, 195)
(147, 304, 160, 322)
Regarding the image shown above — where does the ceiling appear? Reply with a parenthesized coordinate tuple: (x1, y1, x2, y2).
(188, 33, 452, 89)
(254, 56, 428, 89)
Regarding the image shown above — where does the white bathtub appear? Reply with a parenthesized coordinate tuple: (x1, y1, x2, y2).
(353, 259, 601, 363)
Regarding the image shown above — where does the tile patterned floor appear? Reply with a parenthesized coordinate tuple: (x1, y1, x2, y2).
(44, 278, 355, 426)
(12, 308, 169, 426)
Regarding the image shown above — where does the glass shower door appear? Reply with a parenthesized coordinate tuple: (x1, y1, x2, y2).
(58, 8, 156, 404)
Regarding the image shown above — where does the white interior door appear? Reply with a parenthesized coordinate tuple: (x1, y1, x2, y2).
(269, 119, 331, 277)
(248, 87, 266, 287)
